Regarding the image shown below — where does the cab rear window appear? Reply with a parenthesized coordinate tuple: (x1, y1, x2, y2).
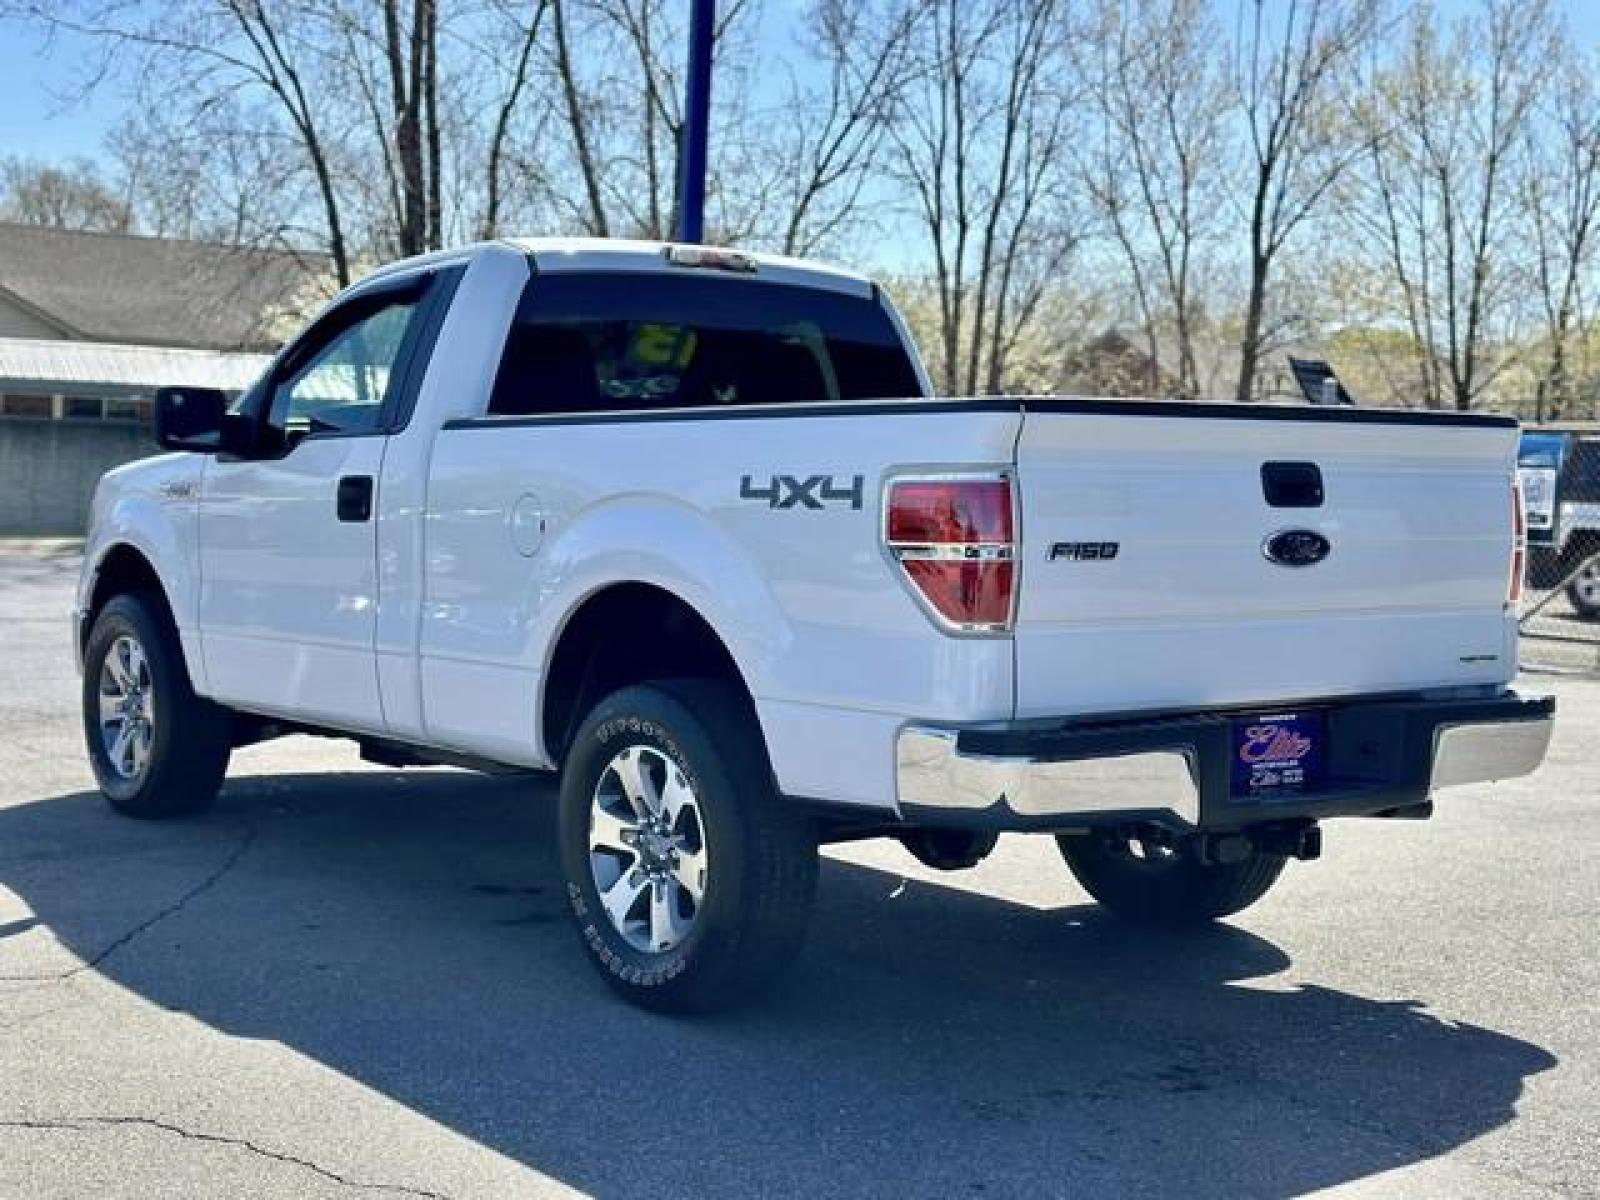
(488, 271, 923, 417)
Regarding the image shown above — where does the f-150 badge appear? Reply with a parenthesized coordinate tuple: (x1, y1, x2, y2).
(1049, 541, 1119, 561)
(740, 474, 864, 510)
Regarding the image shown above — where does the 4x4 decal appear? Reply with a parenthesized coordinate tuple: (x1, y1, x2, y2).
(740, 474, 864, 511)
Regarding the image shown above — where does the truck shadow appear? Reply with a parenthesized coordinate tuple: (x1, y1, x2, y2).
(0, 769, 1557, 1199)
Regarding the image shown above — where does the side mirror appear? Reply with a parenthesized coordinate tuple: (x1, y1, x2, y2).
(154, 387, 228, 452)
(154, 387, 263, 456)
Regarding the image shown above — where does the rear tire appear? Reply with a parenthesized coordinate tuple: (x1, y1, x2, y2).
(1056, 832, 1286, 926)
(557, 680, 818, 1013)
(81, 593, 231, 819)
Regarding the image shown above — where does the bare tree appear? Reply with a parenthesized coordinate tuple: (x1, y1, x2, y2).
(1362, 0, 1555, 411)
(0, 155, 131, 231)
(11, 1, 356, 284)
(111, 102, 314, 251)
(9, 0, 568, 271)
(547, 0, 609, 235)
(479, 0, 550, 239)
(545, 0, 688, 238)
(890, 0, 1081, 395)
(599, 0, 682, 238)
(327, 0, 443, 255)
(1355, 99, 1445, 408)
(1076, 0, 1227, 398)
(1524, 45, 1600, 420)
(761, 0, 915, 258)
(10, 0, 1598, 426)
(384, 0, 430, 253)
(537, 0, 763, 241)
(1228, 0, 1381, 403)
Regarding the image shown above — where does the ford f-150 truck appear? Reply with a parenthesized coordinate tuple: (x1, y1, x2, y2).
(75, 238, 1554, 1012)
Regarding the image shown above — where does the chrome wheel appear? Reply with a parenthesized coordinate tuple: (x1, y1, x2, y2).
(98, 634, 155, 781)
(588, 745, 709, 954)
(1571, 561, 1600, 609)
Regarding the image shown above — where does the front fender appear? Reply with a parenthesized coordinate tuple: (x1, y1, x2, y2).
(78, 456, 203, 689)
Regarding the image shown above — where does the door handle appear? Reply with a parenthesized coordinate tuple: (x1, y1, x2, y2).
(337, 475, 375, 522)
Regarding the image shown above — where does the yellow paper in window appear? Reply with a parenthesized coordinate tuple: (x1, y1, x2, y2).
(631, 324, 698, 369)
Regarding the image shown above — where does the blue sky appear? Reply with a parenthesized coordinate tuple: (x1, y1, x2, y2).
(3, 1, 1598, 169)
(0, 25, 125, 162)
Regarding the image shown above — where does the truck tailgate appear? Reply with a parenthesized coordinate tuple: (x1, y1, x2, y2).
(1013, 405, 1520, 718)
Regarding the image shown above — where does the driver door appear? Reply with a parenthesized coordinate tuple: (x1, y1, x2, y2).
(198, 279, 430, 732)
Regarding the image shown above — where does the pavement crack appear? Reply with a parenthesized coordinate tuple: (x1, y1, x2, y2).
(0, 992, 87, 1035)
(0, 826, 256, 983)
(0, 1115, 450, 1198)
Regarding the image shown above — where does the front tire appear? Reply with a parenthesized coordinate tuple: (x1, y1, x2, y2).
(1566, 558, 1600, 619)
(557, 681, 818, 1013)
(81, 593, 231, 818)
(1057, 832, 1286, 926)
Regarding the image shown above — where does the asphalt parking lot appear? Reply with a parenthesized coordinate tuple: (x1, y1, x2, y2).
(1, 545, 1597, 1199)
(1522, 606, 1600, 674)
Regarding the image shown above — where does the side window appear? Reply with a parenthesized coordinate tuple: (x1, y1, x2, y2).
(270, 297, 421, 436)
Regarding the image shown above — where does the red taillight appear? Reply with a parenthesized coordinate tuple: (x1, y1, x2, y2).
(887, 480, 1014, 544)
(1509, 478, 1527, 607)
(886, 476, 1016, 631)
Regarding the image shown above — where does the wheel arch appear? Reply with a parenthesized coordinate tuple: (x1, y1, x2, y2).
(538, 581, 762, 766)
(83, 542, 178, 658)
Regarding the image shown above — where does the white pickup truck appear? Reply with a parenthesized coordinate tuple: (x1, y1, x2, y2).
(76, 239, 1553, 1011)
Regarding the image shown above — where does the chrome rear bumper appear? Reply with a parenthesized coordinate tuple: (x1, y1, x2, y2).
(896, 691, 1554, 833)
(898, 734, 1202, 826)
(1430, 717, 1554, 790)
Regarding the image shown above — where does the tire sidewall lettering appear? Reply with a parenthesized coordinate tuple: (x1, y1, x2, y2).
(570, 711, 701, 989)
(592, 715, 701, 801)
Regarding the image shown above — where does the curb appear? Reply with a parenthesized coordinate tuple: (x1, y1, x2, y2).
(0, 537, 85, 559)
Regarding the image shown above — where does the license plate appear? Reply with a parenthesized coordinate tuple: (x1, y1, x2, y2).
(1232, 712, 1325, 798)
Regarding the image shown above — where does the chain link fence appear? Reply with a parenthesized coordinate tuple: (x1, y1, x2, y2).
(1518, 427, 1600, 672)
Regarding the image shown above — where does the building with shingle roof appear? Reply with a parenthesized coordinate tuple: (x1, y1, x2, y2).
(0, 221, 314, 352)
(0, 222, 322, 532)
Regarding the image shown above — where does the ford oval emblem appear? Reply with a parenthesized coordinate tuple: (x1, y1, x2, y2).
(1263, 528, 1330, 567)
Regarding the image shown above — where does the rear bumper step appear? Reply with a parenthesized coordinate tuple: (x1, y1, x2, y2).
(896, 691, 1554, 834)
